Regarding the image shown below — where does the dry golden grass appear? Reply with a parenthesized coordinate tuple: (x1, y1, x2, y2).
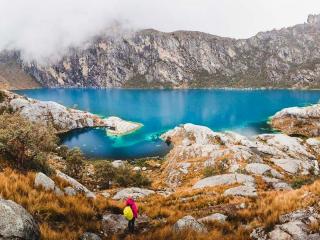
(0, 168, 115, 240)
(1, 163, 320, 240)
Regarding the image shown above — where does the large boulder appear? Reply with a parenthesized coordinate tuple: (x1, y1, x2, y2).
(112, 187, 155, 200)
(34, 172, 55, 191)
(102, 214, 127, 234)
(80, 232, 101, 240)
(102, 213, 150, 234)
(251, 207, 320, 240)
(271, 158, 317, 175)
(271, 104, 320, 137)
(56, 171, 95, 199)
(198, 213, 227, 223)
(193, 174, 255, 189)
(0, 199, 40, 240)
(245, 163, 282, 178)
(173, 216, 207, 233)
(224, 185, 258, 197)
(256, 134, 313, 160)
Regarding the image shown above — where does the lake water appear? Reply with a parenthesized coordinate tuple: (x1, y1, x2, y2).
(16, 89, 320, 159)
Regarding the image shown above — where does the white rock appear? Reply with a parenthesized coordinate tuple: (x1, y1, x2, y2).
(111, 160, 125, 168)
(306, 138, 320, 146)
(100, 191, 111, 198)
(198, 213, 227, 223)
(273, 182, 292, 190)
(173, 216, 207, 233)
(178, 162, 191, 174)
(64, 187, 77, 196)
(245, 163, 271, 175)
(256, 134, 313, 159)
(279, 221, 308, 239)
(34, 172, 55, 191)
(3, 91, 141, 135)
(272, 158, 301, 174)
(112, 187, 155, 200)
(104, 116, 142, 136)
(268, 227, 293, 240)
(193, 174, 255, 189)
(0, 199, 40, 240)
(133, 166, 141, 171)
(224, 185, 257, 197)
(142, 167, 147, 171)
(56, 171, 95, 199)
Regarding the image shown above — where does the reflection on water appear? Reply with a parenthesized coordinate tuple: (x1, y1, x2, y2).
(17, 89, 320, 159)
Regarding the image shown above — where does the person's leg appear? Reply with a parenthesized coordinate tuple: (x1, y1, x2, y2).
(132, 217, 135, 232)
(128, 219, 134, 233)
(128, 220, 132, 232)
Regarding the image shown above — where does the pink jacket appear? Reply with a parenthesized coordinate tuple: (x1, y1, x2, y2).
(126, 198, 138, 218)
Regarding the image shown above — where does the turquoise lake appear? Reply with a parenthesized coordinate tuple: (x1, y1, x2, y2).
(16, 89, 320, 159)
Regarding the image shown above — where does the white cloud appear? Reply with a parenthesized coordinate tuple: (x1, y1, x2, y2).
(0, 0, 319, 62)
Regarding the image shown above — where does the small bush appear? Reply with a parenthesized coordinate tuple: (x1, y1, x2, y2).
(291, 177, 314, 189)
(94, 161, 117, 189)
(0, 91, 5, 103)
(0, 113, 57, 174)
(65, 148, 85, 180)
(114, 164, 152, 187)
(56, 145, 69, 159)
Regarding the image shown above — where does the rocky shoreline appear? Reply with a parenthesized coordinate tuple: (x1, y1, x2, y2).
(0, 90, 141, 136)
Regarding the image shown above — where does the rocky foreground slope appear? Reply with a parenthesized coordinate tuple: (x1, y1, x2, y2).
(1, 99, 320, 239)
(2, 14, 320, 89)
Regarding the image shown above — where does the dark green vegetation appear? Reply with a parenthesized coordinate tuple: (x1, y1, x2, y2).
(94, 161, 151, 189)
(0, 113, 57, 174)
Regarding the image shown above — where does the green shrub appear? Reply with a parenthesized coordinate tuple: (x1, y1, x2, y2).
(57, 145, 69, 159)
(113, 164, 152, 187)
(291, 177, 314, 189)
(65, 148, 85, 180)
(0, 91, 5, 103)
(94, 161, 117, 189)
(0, 113, 57, 174)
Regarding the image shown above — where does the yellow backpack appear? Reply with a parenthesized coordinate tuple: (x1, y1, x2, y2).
(123, 206, 134, 221)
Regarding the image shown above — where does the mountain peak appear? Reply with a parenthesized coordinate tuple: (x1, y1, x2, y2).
(307, 14, 320, 25)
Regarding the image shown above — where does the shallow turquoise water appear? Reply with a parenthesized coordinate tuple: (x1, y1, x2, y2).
(16, 89, 320, 159)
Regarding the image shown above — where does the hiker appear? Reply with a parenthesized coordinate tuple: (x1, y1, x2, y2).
(123, 196, 138, 233)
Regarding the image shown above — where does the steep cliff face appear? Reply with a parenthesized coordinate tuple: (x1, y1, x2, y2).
(7, 14, 320, 88)
(0, 51, 40, 90)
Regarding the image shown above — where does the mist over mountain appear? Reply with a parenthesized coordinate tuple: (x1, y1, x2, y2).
(3, 14, 319, 89)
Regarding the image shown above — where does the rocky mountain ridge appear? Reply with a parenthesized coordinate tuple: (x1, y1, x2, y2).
(3, 14, 320, 89)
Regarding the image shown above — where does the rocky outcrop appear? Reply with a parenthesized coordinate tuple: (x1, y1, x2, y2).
(193, 174, 255, 189)
(80, 232, 101, 240)
(198, 213, 227, 223)
(112, 187, 155, 200)
(173, 216, 207, 233)
(224, 185, 258, 197)
(160, 123, 318, 190)
(34, 172, 55, 191)
(0, 198, 40, 240)
(271, 104, 320, 137)
(56, 171, 95, 199)
(0, 90, 141, 135)
(3, 14, 320, 89)
(251, 207, 320, 240)
(105, 117, 142, 136)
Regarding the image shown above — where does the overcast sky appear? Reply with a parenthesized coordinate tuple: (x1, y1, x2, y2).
(1, 0, 319, 62)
